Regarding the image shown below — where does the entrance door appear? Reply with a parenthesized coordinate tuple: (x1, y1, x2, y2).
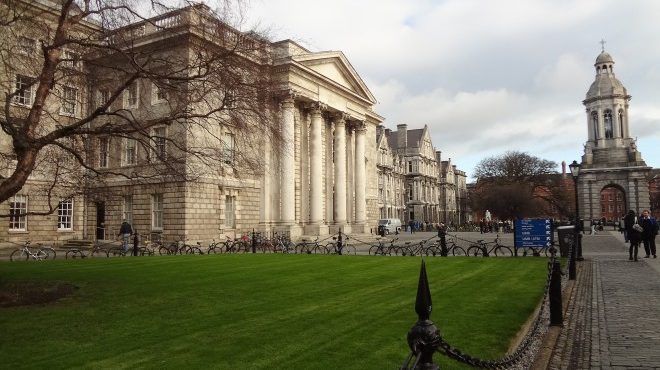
(96, 202, 106, 240)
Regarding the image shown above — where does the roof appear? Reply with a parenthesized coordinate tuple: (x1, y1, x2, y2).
(595, 51, 614, 65)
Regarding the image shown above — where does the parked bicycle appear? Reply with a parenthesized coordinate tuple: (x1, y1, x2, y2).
(10, 241, 55, 261)
(466, 236, 512, 257)
(369, 237, 397, 256)
(65, 242, 110, 259)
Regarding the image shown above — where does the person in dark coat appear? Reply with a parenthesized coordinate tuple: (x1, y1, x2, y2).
(623, 210, 641, 261)
(640, 209, 658, 258)
(118, 219, 133, 252)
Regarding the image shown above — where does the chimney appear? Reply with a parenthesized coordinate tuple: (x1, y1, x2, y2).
(435, 150, 442, 163)
(376, 125, 384, 137)
(562, 161, 566, 176)
(397, 124, 408, 148)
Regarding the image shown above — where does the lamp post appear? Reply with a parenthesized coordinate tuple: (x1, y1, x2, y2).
(568, 160, 582, 280)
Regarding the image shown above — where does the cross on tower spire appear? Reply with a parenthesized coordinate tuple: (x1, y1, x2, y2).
(600, 39, 606, 52)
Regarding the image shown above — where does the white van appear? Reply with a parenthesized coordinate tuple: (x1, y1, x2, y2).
(378, 218, 402, 234)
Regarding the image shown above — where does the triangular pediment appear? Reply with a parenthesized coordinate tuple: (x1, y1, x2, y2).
(291, 51, 376, 104)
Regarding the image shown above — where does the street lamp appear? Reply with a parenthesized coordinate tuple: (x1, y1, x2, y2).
(569, 160, 583, 263)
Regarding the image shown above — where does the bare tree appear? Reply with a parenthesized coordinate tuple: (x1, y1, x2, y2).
(0, 0, 279, 213)
(471, 151, 572, 219)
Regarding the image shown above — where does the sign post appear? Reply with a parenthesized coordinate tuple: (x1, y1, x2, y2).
(514, 219, 553, 255)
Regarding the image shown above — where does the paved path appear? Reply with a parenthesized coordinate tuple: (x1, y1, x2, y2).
(549, 231, 660, 369)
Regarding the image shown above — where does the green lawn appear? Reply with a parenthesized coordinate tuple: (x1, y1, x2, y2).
(0, 255, 547, 369)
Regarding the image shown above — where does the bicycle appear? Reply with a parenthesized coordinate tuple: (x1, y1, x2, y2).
(322, 236, 356, 255)
(466, 236, 513, 257)
(424, 239, 467, 257)
(295, 237, 320, 254)
(369, 237, 397, 256)
(10, 241, 51, 261)
(65, 242, 109, 259)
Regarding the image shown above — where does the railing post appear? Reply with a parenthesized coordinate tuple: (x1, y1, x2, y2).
(569, 231, 577, 280)
(132, 231, 139, 256)
(401, 260, 441, 370)
(576, 233, 584, 261)
(549, 260, 563, 326)
(337, 229, 343, 255)
(251, 228, 256, 254)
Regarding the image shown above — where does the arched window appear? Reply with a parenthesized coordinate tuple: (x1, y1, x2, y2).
(618, 109, 624, 137)
(604, 110, 613, 139)
(591, 111, 599, 140)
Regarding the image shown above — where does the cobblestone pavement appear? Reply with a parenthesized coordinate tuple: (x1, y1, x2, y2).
(549, 231, 660, 369)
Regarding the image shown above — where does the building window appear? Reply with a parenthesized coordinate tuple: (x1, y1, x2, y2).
(222, 133, 235, 165)
(591, 112, 599, 139)
(98, 137, 109, 168)
(9, 195, 27, 231)
(408, 161, 412, 173)
(618, 110, 624, 137)
(604, 110, 613, 139)
(14, 75, 35, 106)
(616, 193, 622, 201)
(225, 195, 235, 228)
(123, 195, 133, 224)
(61, 49, 80, 70)
(17, 36, 35, 55)
(124, 138, 136, 165)
(98, 89, 110, 106)
(151, 127, 167, 160)
(125, 82, 139, 108)
(61, 86, 77, 116)
(151, 194, 163, 230)
(151, 82, 167, 104)
(57, 199, 73, 230)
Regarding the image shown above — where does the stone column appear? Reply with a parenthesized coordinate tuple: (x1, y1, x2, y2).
(333, 114, 347, 228)
(280, 96, 296, 224)
(260, 137, 271, 227)
(353, 123, 367, 232)
(305, 103, 328, 235)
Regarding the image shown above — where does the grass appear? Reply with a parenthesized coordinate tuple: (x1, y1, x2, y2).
(0, 255, 547, 369)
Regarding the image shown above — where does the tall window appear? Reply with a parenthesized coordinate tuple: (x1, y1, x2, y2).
(14, 75, 35, 106)
(222, 133, 235, 164)
(618, 110, 624, 137)
(17, 37, 35, 55)
(125, 82, 138, 108)
(591, 111, 599, 140)
(152, 127, 166, 159)
(152, 194, 163, 230)
(151, 82, 167, 104)
(61, 49, 80, 70)
(98, 137, 109, 168)
(61, 86, 77, 116)
(225, 195, 235, 228)
(123, 195, 133, 224)
(124, 138, 136, 165)
(98, 89, 110, 106)
(604, 110, 613, 139)
(58, 199, 73, 230)
(9, 195, 27, 231)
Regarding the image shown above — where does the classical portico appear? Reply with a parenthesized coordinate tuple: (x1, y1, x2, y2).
(259, 40, 383, 237)
(577, 47, 651, 223)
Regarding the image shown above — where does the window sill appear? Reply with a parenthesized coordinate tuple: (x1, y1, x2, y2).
(8, 230, 28, 233)
(57, 229, 74, 232)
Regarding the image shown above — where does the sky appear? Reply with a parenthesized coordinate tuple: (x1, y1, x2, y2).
(232, 0, 660, 180)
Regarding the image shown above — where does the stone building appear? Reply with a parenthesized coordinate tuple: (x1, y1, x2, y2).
(0, 1, 384, 244)
(578, 48, 652, 223)
(375, 124, 466, 225)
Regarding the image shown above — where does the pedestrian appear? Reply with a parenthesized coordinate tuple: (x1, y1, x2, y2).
(409, 220, 414, 234)
(623, 210, 641, 261)
(118, 219, 133, 253)
(639, 209, 658, 258)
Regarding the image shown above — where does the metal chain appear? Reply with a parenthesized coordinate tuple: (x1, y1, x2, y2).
(429, 253, 557, 368)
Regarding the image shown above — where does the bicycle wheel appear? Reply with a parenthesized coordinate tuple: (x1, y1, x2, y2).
(369, 245, 383, 256)
(187, 246, 204, 255)
(451, 246, 466, 256)
(519, 247, 533, 257)
(395, 246, 411, 256)
(158, 245, 171, 256)
(312, 245, 327, 254)
(10, 249, 28, 261)
(467, 246, 482, 257)
(41, 247, 57, 260)
(494, 246, 513, 257)
(66, 250, 83, 259)
(342, 245, 356, 255)
(107, 247, 125, 257)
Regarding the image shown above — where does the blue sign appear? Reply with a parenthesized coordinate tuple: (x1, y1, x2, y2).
(514, 219, 553, 248)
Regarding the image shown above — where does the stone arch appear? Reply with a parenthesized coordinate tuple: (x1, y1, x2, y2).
(600, 183, 626, 222)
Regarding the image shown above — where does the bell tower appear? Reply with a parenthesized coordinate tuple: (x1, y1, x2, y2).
(577, 44, 651, 222)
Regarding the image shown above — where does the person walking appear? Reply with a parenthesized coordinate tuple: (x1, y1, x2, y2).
(639, 209, 658, 258)
(623, 210, 641, 261)
(118, 219, 133, 253)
